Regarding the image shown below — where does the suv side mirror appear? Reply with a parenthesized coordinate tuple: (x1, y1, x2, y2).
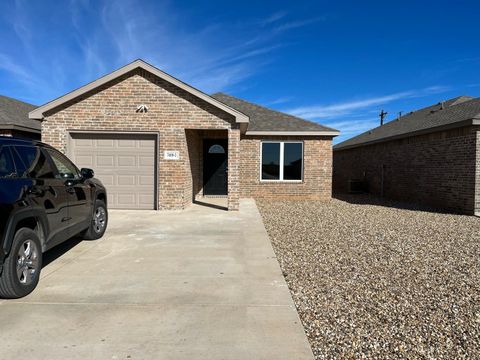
(80, 168, 95, 179)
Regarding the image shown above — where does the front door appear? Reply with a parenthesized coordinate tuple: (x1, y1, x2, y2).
(203, 139, 228, 195)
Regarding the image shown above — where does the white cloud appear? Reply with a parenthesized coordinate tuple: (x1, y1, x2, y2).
(264, 96, 293, 106)
(260, 11, 288, 25)
(0, 53, 42, 89)
(1, 0, 325, 100)
(273, 16, 326, 33)
(90, 1, 308, 92)
(286, 86, 450, 120)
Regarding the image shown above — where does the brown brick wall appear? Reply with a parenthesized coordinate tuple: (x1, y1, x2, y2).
(42, 69, 239, 210)
(476, 130, 480, 216)
(239, 135, 333, 200)
(333, 126, 479, 214)
(41, 68, 334, 210)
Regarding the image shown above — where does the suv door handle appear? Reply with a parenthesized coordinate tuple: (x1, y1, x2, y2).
(66, 187, 75, 194)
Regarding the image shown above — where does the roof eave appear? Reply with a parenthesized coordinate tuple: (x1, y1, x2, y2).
(29, 59, 250, 124)
(334, 118, 479, 151)
(245, 130, 340, 137)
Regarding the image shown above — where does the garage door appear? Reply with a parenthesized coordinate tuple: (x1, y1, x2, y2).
(70, 133, 156, 209)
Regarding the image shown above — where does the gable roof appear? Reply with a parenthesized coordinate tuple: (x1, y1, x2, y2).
(334, 96, 480, 150)
(29, 59, 249, 124)
(0, 95, 40, 133)
(211, 93, 339, 136)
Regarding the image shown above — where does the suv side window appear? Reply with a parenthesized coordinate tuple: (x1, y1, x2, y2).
(46, 148, 80, 180)
(13, 145, 55, 179)
(0, 147, 16, 178)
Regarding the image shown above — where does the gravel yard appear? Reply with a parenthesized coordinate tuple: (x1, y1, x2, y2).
(257, 195, 480, 359)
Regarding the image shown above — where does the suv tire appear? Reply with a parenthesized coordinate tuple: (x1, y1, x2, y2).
(83, 199, 108, 240)
(0, 228, 42, 299)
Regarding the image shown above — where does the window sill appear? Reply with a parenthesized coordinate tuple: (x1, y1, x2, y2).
(259, 180, 303, 184)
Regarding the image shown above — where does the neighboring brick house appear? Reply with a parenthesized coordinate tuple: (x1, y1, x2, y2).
(29, 60, 339, 211)
(0, 95, 40, 140)
(333, 96, 480, 215)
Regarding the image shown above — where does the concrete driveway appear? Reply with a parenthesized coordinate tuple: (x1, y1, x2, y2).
(0, 199, 313, 360)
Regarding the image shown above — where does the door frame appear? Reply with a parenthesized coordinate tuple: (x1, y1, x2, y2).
(203, 138, 228, 196)
(67, 130, 160, 210)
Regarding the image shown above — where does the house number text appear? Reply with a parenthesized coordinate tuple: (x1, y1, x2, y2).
(164, 151, 180, 160)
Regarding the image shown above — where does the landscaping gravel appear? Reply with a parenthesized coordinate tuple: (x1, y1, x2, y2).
(257, 195, 480, 359)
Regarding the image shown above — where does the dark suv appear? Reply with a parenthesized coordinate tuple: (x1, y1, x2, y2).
(0, 137, 108, 298)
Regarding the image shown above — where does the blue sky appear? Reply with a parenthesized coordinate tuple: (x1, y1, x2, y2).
(1, 0, 480, 143)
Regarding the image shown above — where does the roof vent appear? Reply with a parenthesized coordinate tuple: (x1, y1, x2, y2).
(431, 102, 444, 113)
(136, 104, 148, 113)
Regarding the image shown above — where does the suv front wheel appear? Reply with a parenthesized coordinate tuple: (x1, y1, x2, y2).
(0, 228, 42, 299)
(82, 199, 108, 240)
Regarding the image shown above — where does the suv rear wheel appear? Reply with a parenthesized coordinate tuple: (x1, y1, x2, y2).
(0, 228, 42, 299)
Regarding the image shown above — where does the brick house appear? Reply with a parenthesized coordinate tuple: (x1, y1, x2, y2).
(0, 95, 40, 140)
(333, 96, 480, 215)
(29, 59, 339, 211)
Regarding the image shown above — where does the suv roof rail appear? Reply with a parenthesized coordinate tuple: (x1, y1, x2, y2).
(0, 136, 49, 148)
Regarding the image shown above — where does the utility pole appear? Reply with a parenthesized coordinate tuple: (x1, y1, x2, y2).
(379, 109, 388, 126)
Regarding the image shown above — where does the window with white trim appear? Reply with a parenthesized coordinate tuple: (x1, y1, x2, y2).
(261, 141, 303, 181)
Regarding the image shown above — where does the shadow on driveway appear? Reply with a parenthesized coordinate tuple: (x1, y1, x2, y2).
(42, 236, 83, 268)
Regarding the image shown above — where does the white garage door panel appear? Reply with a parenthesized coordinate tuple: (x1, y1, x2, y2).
(71, 134, 156, 210)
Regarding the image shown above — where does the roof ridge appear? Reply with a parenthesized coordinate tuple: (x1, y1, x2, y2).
(449, 95, 475, 107)
(212, 93, 339, 132)
(30, 60, 249, 123)
(335, 95, 480, 150)
(0, 94, 36, 108)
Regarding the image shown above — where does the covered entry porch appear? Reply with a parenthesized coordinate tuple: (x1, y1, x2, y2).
(185, 129, 240, 211)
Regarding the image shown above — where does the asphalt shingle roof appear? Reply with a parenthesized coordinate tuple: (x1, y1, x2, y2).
(334, 96, 480, 150)
(211, 93, 338, 133)
(0, 95, 40, 131)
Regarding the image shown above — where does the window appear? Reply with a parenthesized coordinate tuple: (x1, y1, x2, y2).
(208, 144, 225, 154)
(261, 143, 280, 180)
(13, 146, 55, 179)
(261, 141, 303, 181)
(0, 147, 16, 178)
(46, 149, 80, 179)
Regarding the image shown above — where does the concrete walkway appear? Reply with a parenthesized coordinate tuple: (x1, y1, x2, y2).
(0, 199, 313, 360)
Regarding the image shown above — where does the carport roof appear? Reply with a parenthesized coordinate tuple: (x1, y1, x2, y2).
(334, 96, 480, 150)
(211, 93, 339, 136)
(0, 95, 40, 133)
(29, 59, 249, 124)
